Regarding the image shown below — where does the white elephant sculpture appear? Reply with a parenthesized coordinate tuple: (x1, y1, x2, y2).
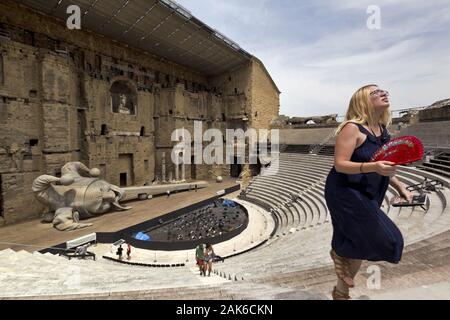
(32, 162, 131, 231)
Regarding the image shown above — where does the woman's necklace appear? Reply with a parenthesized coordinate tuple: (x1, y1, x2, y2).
(368, 124, 382, 146)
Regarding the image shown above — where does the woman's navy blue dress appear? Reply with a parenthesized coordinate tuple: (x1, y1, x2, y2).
(324, 123, 403, 263)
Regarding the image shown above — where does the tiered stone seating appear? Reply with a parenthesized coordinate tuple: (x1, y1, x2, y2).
(216, 191, 450, 284)
(242, 153, 334, 235)
(317, 145, 335, 156)
(2, 152, 450, 299)
(226, 228, 450, 300)
(418, 152, 450, 178)
(280, 127, 337, 146)
(0, 248, 231, 299)
(220, 157, 450, 287)
(392, 121, 450, 148)
(283, 145, 310, 154)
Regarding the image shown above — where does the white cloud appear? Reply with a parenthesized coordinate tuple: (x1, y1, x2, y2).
(175, 0, 450, 116)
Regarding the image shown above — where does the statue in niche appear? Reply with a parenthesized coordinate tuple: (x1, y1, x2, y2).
(118, 94, 130, 114)
(110, 80, 136, 115)
(6, 143, 27, 171)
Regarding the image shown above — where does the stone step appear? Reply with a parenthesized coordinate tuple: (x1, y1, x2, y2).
(398, 166, 450, 187)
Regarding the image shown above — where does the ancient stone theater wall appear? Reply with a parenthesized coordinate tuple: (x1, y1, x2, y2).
(209, 58, 280, 131)
(248, 58, 280, 130)
(0, 0, 280, 225)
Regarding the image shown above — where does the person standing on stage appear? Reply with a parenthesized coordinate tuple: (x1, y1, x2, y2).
(324, 84, 413, 300)
(195, 243, 206, 276)
(126, 243, 132, 260)
(204, 243, 215, 277)
(116, 245, 123, 261)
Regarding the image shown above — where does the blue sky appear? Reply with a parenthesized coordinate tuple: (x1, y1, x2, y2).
(175, 0, 450, 117)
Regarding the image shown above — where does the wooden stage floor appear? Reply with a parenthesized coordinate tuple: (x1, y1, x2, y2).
(0, 178, 239, 252)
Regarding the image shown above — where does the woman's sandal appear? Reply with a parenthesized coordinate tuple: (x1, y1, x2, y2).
(331, 286, 351, 300)
(330, 249, 355, 288)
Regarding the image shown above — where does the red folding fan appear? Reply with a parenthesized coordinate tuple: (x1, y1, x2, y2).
(370, 136, 424, 165)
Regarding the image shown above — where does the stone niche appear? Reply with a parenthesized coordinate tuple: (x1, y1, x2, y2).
(110, 80, 137, 115)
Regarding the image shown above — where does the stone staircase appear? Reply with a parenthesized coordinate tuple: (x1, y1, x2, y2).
(241, 153, 334, 236)
(232, 227, 450, 300)
(308, 130, 336, 155)
(0, 248, 230, 299)
(216, 153, 450, 298)
(2, 152, 450, 300)
(418, 152, 450, 179)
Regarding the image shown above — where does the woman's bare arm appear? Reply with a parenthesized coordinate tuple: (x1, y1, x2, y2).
(334, 123, 373, 174)
(389, 176, 404, 192)
(390, 176, 413, 201)
(334, 123, 363, 174)
(334, 123, 396, 176)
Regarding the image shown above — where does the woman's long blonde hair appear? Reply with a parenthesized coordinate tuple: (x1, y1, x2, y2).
(335, 84, 392, 135)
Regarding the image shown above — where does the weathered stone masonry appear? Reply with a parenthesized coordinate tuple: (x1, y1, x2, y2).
(0, 0, 280, 225)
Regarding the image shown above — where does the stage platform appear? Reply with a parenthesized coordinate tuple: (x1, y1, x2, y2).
(95, 198, 275, 266)
(0, 178, 240, 252)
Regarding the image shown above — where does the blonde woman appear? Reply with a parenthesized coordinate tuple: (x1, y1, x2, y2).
(324, 85, 413, 300)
